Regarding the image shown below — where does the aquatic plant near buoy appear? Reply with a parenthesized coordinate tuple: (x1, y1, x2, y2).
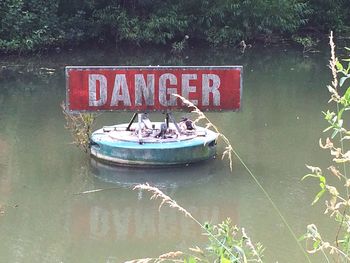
(61, 102, 97, 153)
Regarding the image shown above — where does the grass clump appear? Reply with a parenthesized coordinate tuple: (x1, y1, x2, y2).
(61, 102, 96, 153)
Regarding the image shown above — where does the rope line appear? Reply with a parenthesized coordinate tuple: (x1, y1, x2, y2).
(231, 148, 312, 263)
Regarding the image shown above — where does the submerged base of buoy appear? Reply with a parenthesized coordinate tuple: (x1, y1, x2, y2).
(90, 122, 218, 166)
(90, 158, 217, 188)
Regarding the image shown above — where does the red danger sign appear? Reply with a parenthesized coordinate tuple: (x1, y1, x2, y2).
(66, 66, 242, 112)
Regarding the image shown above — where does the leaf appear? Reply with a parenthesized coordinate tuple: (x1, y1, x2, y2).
(331, 128, 339, 139)
(340, 76, 350, 87)
(220, 256, 231, 263)
(313, 239, 321, 250)
(319, 182, 325, 190)
(336, 60, 344, 71)
(319, 175, 326, 185)
(322, 126, 332, 133)
(334, 158, 349, 163)
(312, 189, 326, 205)
(302, 174, 321, 181)
(340, 88, 350, 102)
(298, 233, 307, 242)
(337, 108, 345, 121)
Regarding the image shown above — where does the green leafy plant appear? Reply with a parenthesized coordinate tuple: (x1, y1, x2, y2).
(124, 184, 264, 263)
(204, 219, 264, 263)
(302, 32, 350, 261)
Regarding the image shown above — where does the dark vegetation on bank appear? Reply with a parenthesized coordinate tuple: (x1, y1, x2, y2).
(0, 0, 349, 54)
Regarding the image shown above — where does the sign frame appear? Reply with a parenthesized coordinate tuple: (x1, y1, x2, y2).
(65, 65, 243, 113)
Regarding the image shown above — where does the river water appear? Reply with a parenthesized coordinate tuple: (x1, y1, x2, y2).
(0, 43, 344, 262)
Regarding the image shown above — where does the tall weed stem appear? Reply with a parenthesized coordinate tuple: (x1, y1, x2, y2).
(174, 94, 311, 263)
(133, 183, 248, 262)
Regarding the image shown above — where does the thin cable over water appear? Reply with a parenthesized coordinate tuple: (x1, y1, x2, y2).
(232, 148, 312, 263)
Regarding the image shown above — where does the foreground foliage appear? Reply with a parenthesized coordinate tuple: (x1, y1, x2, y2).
(125, 184, 264, 263)
(0, 0, 349, 53)
(302, 32, 350, 261)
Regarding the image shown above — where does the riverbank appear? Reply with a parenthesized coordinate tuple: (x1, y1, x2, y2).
(0, 0, 349, 54)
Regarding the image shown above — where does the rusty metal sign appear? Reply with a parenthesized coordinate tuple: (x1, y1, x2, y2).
(66, 66, 242, 112)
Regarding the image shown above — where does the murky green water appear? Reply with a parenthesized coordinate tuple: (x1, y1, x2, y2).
(0, 43, 345, 262)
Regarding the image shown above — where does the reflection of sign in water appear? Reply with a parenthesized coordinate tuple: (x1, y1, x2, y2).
(66, 66, 242, 112)
(71, 202, 238, 241)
